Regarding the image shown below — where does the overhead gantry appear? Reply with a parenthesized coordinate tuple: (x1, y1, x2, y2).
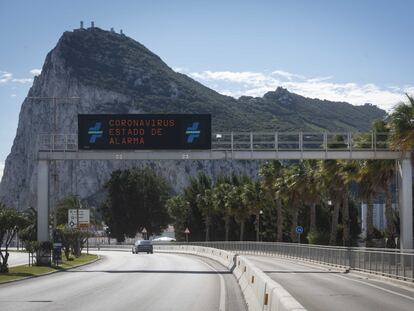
(36, 131, 412, 249)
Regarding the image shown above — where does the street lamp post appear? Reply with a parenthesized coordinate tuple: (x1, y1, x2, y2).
(257, 210, 263, 242)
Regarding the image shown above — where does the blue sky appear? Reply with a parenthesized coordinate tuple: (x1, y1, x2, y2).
(1, 0, 414, 176)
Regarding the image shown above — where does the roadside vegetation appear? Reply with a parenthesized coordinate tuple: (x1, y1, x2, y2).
(100, 167, 171, 242)
(168, 95, 414, 246)
(1, 196, 95, 273)
(0, 253, 98, 283)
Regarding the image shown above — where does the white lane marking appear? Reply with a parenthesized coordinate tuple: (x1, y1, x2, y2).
(197, 259, 227, 311)
(332, 273, 414, 302)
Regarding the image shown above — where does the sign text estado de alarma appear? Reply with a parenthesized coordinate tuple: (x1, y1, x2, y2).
(78, 114, 211, 150)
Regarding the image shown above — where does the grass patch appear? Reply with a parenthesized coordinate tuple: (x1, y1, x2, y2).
(0, 253, 98, 284)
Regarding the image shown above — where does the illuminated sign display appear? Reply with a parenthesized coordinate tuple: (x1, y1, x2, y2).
(78, 114, 211, 150)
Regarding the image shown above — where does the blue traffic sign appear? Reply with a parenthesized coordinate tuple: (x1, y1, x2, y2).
(295, 226, 304, 234)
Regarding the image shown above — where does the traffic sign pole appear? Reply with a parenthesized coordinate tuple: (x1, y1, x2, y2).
(142, 227, 148, 240)
(184, 228, 190, 243)
(295, 226, 304, 244)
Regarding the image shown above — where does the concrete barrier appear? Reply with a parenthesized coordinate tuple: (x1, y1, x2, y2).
(155, 245, 306, 311)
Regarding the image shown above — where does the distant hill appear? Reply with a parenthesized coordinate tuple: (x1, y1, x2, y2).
(0, 27, 386, 208)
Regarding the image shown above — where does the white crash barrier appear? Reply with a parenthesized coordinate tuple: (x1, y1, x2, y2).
(156, 245, 306, 311)
(233, 257, 306, 311)
(157, 245, 234, 269)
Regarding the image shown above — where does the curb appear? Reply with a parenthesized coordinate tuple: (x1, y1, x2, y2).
(0, 254, 101, 286)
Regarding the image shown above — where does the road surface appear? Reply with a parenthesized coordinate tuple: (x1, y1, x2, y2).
(246, 255, 414, 311)
(0, 251, 246, 311)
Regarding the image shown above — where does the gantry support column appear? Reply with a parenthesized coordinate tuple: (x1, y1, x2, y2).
(36, 160, 51, 265)
(398, 157, 413, 250)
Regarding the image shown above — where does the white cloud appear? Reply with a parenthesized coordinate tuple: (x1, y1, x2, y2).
(271, 70, 305, 80)
(0, 71, 13, 83)
(187, 69, 412, 111)
(0, 70, 33, 84)
(0, 161, 4, 180)
(12, 78, 33, 84)
(30, 69, 41, 76)
(10, 94, 17, 98)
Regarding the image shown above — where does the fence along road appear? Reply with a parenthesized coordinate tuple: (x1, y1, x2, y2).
(183, 242, 414, 283)
(36, 131, 413, 250)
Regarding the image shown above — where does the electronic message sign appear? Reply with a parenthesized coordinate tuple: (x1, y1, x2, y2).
(78, 114, 211, 150)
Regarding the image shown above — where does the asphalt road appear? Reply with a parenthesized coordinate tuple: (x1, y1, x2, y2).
(246, 255, 414, 311)
(0, 251, 246, 311)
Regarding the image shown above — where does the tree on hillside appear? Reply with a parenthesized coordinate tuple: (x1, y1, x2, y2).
(0, 203, 29, 272)
(100, 168, 171, 242)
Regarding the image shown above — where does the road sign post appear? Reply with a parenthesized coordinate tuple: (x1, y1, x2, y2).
(184, 228, 190, 242)
(142, 227, 148, 240)
(295, 226, 304, 244)
(68, 209, 90, 229)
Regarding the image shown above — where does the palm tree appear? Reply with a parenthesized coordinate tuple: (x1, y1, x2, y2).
(185, 173, 213, 241)
(229, 185, 250, 241)
(301, 160, 322, 233)
(259, 160, 284, 241)
(338, 160, 360, 246)
(242, 180, 265, 241)
(196, 189, 214, 241)
(389, 94, 414, 157)
(283, 163, 307, 242)
(357, 160, 377, 240)
(319, 160, 345, 245)
(212, 179, 233, 241)
(371, 120, 397, 239)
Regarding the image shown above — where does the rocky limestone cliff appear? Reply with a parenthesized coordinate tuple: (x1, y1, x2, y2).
(0, 27, 386, 209)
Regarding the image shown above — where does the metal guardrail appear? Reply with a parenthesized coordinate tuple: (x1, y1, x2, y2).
(37, 132, 393, 152)
(88, 241, 414, 282)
